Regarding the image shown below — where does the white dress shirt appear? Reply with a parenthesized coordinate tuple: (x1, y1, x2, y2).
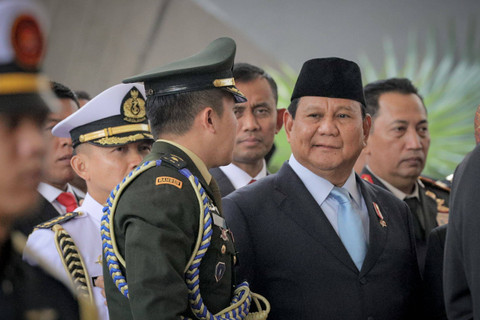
(288, 154, 370, 241)
(24, 193, 109, 320)
(219, 160, 267, 190)
(37, 182, 80, 215)
(366, 165, 421, 200)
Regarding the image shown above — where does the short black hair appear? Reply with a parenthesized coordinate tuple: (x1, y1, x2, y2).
(233, 63, 278, 104)
(74, 90, 91, 101)
(364, 78, 425, 119)
(146, 88, 228, 139)
(51, 81, 79, 108)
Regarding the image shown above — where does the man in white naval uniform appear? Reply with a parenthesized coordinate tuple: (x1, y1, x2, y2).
(23, 83, 154, 320)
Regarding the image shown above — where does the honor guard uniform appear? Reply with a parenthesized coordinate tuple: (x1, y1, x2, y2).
(101, 38, 269, 320)
(0, 1, 83, 319)
(23, 83, 154, 320)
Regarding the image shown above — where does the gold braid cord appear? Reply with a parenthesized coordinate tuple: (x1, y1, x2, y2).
(52, 224, 94, 303)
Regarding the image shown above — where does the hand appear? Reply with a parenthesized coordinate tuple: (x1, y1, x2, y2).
(94, 276, 107, 305)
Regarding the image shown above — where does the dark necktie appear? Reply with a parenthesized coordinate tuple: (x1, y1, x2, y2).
(404, 197, 425, 240)
(56, 192, 78, 213)
(329, 187, 367, 270)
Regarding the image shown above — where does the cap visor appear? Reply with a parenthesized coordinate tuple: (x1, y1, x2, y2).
(223, 86, 247, 103)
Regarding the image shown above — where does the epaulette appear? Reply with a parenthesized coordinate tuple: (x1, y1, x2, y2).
(34, 211, 80, 230)
(419, 176, 451, 193)
(158, 153, 187, 169)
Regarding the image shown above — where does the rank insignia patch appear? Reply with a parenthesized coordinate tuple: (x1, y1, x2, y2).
(155, 176, 182, 188)
(121, 88, 147, 123)
(215, 262, 226, 282)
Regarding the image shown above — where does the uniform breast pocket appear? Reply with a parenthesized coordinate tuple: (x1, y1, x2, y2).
(204, 226, 235, 284)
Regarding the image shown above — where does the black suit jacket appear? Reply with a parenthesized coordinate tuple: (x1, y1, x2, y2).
(209, 167, 236, 197)
(423, 224, 448, 320)
(444, 144, 480, 319)
(13, 194, 60, 236)
(224, 162, 422, 320)
(361, 167, 441, 269)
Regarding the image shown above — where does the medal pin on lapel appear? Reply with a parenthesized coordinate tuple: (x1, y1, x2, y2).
(373, 202, 387, 227)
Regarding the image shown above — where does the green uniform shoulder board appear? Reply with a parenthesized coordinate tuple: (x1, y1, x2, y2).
(34, 211, 80, 230)
(158, 153, 187, 169)
(419, 176, 451, 193)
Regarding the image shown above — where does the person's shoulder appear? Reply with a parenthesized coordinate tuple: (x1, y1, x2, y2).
(9, 247, 80, 318)
(33, 211, 81, 231)
(420, 175, 451, 194)
(120, 155, 192, 194)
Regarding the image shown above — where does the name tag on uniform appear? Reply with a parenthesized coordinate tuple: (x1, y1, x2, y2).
(212, 212, 227, 229)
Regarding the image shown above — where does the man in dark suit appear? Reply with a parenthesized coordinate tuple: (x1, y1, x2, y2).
(14, 82, 81, 235)
(422, 224, 448, 320)
(444, 144, 480, 319)
(360, 78, 449, 269)
(210, 63, 284, 197)
(223, 58, 422, 319)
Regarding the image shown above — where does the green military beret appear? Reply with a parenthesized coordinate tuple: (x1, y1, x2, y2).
(123, 37, 247, 103)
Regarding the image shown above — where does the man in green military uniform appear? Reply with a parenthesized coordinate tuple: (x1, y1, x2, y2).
(102, 37, 248, 319)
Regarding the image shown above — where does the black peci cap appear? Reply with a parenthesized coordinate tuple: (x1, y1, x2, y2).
(291, 57, 366, 108)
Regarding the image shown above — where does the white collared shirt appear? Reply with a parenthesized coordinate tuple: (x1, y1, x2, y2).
(366, 165, 420, 200)
(289, 154, 369, 241)
(219, 160, 267, 190)
(37, 182, 79, 215)
(24, 193, 109, 320)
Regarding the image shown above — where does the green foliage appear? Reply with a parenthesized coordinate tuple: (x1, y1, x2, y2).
(265, 64, 296, 173)
(265, 27, 480, 179)
(359, 29, 480, 179)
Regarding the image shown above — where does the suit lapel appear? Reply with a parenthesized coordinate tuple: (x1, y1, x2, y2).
(209, 167, 236, 198)
(273, 163, 359, 273)
(358, 178, 388, 276)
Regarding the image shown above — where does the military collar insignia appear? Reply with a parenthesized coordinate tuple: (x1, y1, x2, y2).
(361, 174, 374, 184)
(121, 88, 146, 123)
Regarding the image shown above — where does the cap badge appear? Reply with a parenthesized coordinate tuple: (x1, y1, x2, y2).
(11, 14, 45, 70)
(121, 88, 146, 123)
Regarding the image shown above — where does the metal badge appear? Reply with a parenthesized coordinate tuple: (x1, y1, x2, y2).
(373, 202, 387, 227)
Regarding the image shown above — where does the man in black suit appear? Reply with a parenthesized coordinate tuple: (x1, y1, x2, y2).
(210, 63, 284, 196)
(223, 58, 422, 319)
(444, 144, 480, 319)
(14, 82, 80, 235)
(360, 78, 449, 269)
(423, 224, 448, 320)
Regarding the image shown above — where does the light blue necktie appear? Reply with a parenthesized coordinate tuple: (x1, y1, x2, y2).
(329, 187, 367, 270)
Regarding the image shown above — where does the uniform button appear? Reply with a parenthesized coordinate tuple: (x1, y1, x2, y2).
(221, 245, 226, 254)
(359, 278, 367, 285)
(233, 255, 237, 265)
